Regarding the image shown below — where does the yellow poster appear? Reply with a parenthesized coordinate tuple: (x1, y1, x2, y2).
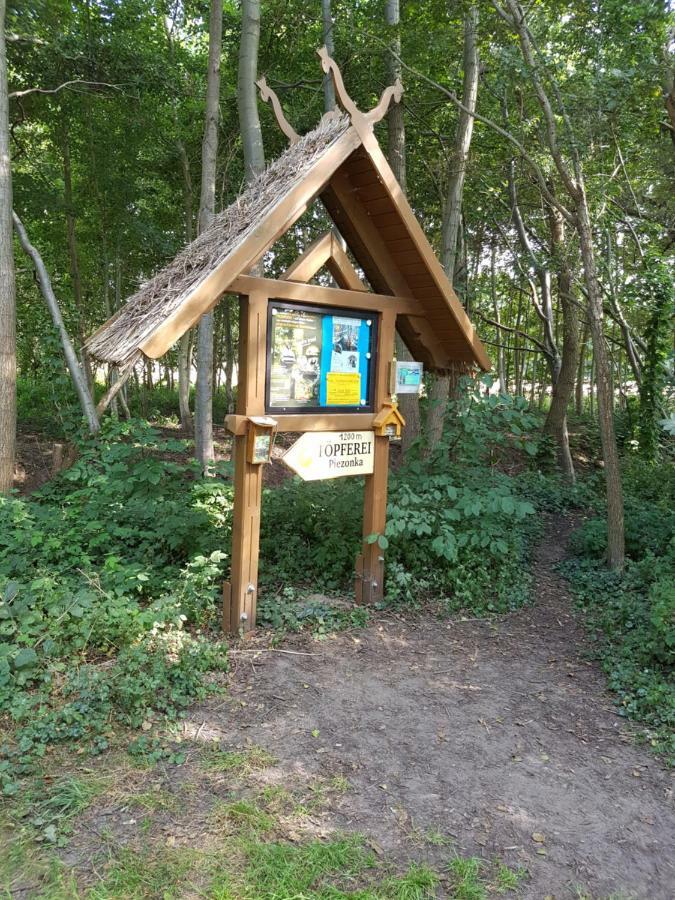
(326, 372, 361, 405)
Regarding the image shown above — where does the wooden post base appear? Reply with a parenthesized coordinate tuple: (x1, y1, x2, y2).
(355, 434, 389, 604)
(223, 433, 263, 635)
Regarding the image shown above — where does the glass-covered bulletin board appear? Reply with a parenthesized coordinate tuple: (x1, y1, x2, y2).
(266, 301, 378, 413)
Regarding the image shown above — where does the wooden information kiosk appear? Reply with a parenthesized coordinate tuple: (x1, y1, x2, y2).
(85, 49, 489, 635)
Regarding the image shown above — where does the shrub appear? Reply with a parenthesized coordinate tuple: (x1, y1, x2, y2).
(1, 622, 227, 795)
(562, 461, 675, 762)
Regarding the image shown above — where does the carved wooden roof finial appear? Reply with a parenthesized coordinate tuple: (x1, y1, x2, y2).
(256, 76, 300, 144)
(317, 46, 404, 133)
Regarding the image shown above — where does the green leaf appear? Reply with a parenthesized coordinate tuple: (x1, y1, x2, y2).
(2, 581, 19, 604)
(12, 648, 39, 671)
(377, 535, 389, 550)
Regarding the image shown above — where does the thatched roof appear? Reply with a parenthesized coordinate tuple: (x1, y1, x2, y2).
(87, 114, 350, 365)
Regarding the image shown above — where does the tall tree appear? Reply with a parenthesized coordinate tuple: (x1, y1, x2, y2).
(321, 0, 336, 111)
(542, 200, 578, 482)
(428, 4, 480, 449)
(13, 213, 99, 433)
(499, 0, 624, 568)
(385, 0, 421, 453)
(441, 4, 479, 283)
(194, 0, 223, 468)
(238, 0, 265, 182)
(0, 0, 15, 493)
(165, 11, 195, 433)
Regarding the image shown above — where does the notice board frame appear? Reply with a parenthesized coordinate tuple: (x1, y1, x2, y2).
(264, 299, 380, 416)
(223, 274, 406, 637)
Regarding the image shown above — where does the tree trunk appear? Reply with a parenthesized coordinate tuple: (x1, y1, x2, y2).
(440, 4, 478, 281)
(430, 4, 479, 448)
(0, 2, 15, 493)
(490, 242, 506, 393)
(61, 123, 95, 397)
(385, 0, 406, 189)
(577, 196, 624, 569)
(194, 0, 223, 468)
(575, 321, 588, 415)
(13, 213, 99, 434)
(514, 286, 524, 395)
(178, 139, 194, 432)
(503, 0, 624, 568)
(321, 0, 336, 112)
(543, 207, 578, 481)
(238, 0, 265, 183)
(178, 333, 192, 431)
(385, 0, 420, 453)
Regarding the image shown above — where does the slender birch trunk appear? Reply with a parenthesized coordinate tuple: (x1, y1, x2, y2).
(577, 196, 624, 567)
(238, 0, 265, 183)
(177, 139, 194, 432)
(194, 0, 223, 468)
(385, 0, 420, 453)
(321, 0, 336, 111)
(0, 1, 15, 493)
(441, 4, 479, 280)
(13, 213, 99, 433)
(166, 17, 195, 433)
(429, 4, 479, 448)
(490, 242, 506, 393)
(61, 123, 95, 396)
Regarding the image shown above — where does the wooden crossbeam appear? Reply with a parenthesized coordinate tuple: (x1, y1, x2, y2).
(282, 231, 368, 292)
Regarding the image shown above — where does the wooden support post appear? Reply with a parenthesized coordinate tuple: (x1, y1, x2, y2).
(223, 292, 267, 635)
(358, 434, 390, 604)
(356, 308, 396, 604)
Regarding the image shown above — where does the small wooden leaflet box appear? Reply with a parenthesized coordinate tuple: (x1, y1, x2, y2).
(373, 401, 406, 440)
(246, 416, 278, 464)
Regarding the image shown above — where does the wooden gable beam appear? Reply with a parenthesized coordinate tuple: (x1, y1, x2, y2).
(282, 230, 367, 292)
(321, 168, 450, 370)
(357, 129, 491, 371)
(139, 126, 362, 360)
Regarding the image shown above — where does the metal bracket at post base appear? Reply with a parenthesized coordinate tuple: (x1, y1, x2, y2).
(354, 552, 384, 605)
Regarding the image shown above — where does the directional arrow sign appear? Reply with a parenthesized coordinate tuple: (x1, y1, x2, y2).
(282, 431, 375, 481)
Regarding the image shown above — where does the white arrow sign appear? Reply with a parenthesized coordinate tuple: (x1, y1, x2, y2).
(282, 431, 375, 481)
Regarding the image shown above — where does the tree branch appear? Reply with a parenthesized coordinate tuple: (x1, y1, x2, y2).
(476, 311, 550, 355)
(9, 80, 121, 100)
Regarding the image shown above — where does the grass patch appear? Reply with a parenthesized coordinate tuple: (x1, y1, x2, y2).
(447, 855, 487, 900)
(495, 861, 527, 893)
(126, 788, 179, 813)
(210, 799, 275, 835)
(231, 835, 375, 898)
(0, 818, 80, 899)
(200, 744, 277, 774)
(88, 847, 199, 899)
(382, 861, 439, 899)
(8, 773, 109, 845)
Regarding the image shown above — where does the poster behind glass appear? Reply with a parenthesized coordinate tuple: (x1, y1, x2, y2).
(267, 302, 376, 412)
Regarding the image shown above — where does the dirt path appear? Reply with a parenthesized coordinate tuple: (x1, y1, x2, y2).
(60, 516, 674, 898)
(177, 516, 673, 899)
